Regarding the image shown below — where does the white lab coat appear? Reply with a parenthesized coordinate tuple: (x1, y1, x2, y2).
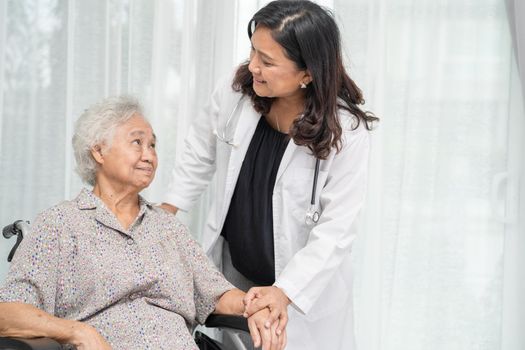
(164, 76, 370, 350)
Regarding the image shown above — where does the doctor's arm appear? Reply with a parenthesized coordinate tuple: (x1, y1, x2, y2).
(244, 125, 370, 329)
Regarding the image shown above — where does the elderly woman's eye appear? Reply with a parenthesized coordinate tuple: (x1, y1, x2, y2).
(150, 143, 156, 149)
(132, 139, 142, 145)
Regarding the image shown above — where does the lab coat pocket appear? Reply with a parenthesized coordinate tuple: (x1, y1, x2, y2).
(283, 167, 327, 223)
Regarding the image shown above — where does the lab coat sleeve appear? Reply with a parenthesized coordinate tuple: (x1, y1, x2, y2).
(163, 78, 228, 211)
(274, 120, 371, 315)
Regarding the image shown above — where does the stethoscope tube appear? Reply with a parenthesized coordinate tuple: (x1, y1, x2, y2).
(213, 96, 243, 147)
(306, 158, 321, 225)
(311, 158, 320, 206)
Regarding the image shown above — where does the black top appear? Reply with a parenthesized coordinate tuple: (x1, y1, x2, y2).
(221, 116, 290, 285)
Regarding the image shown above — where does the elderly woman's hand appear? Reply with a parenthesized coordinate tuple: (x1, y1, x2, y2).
(67, 321, 112, 350)
(243, 286, 290, 337)
(247, 308, 287, 350)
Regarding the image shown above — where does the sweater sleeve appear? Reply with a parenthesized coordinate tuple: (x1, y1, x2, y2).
(0, 209, 63, 315)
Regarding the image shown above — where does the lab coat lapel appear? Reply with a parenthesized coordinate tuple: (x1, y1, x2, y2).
(275, 140, 298, 185)
(219, 100, 260, 226)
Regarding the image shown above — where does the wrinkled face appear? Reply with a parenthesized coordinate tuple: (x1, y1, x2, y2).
(248, 26, 310, 99)
(94, 115, 157, 191)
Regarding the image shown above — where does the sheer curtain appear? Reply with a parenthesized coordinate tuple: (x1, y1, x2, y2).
(503, 1, 525, 349)
(333, 0, 523, 349)
(0, 1, 523, 349)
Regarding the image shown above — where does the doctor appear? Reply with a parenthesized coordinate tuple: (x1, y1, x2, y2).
(161, 1, 377, 349)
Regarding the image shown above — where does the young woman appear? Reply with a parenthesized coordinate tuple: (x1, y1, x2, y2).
(162, 1, 377, 348)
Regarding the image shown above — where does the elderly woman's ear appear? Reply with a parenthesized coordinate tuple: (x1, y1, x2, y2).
(91, 145, 104, 164)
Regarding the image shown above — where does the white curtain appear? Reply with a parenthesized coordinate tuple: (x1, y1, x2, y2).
(503, 1, 525, 349)
(333, 0, 524, 349)
(0, 1, 522, 349)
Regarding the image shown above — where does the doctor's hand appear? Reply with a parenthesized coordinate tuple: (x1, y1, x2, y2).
(248, 307, 287, 350)
(159, 203, 178, 215)
(243, 286, 290, 336)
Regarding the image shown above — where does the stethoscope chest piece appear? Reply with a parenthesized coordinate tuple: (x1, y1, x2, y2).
(305, 158, 321, 225)
(305, 205, 320, 225)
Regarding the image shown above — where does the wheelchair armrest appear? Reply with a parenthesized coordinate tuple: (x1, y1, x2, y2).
(0, 337, 62, 350)
(204, 315, 249, 333)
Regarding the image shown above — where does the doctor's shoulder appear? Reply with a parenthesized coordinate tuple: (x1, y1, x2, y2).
(208, 73, 244, 114)
(212, 71, 242, 98)
(330, 109, 372, 162)
(337, 108, 371, 139)
(205, 73, 238, 112)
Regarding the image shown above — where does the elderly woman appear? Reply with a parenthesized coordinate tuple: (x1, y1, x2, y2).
(0, 96, 286, 350)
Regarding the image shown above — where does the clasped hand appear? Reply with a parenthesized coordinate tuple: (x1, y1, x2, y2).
(244, 286, 290, 350)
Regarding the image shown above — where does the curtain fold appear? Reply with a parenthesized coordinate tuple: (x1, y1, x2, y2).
(503, 2, 525, 349)
(505, 0, 525, 100)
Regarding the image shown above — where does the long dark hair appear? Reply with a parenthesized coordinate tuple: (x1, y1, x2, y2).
(232, 0, 378, 159)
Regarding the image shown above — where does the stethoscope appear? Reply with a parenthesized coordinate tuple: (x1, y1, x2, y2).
(214, 96, 321, 226)
(305, 158, 321, 225)
(212, 96, 243, 148)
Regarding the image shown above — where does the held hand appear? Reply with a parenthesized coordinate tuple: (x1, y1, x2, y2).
(247, 308, 287, 350)
(67, 321, 112, 350)
(243, 286, 290, 336)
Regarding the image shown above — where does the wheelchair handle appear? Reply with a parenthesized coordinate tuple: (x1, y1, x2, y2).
(4, 222, 19, 239)
(3, 220, 29, 262)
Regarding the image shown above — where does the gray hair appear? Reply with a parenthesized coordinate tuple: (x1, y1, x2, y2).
(72, 95, 145, 186)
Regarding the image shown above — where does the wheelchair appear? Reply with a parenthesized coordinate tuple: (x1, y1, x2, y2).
(0, 220, 254, 350)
